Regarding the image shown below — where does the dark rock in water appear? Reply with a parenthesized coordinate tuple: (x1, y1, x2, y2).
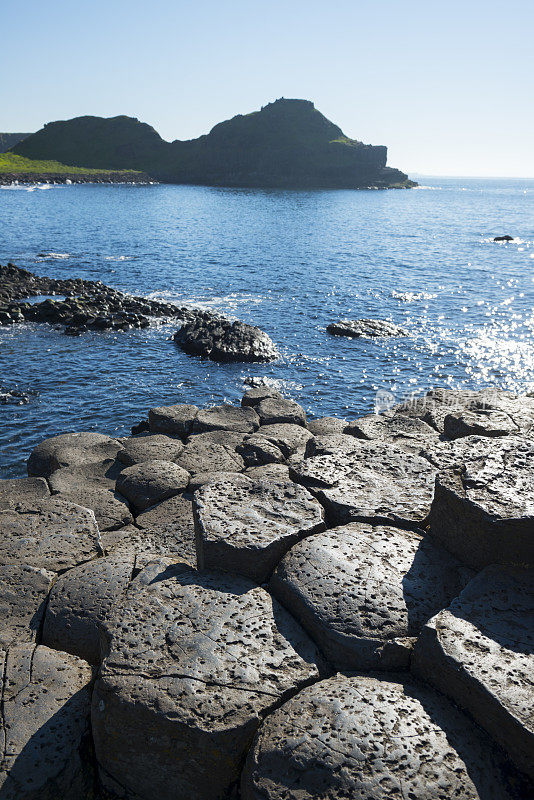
(0, 387, 30, 405)
(241, 674, 522, 800)
(0, 644, 94, 800)
(327, 318, 407, 338)
(174, 315, 278, 362)
(270, 522, 470, 671)
(92, 559, 322, 800)
(494, 235, 514, 241)
(413, 565, 534, 780)
(131, 419, 150, 436)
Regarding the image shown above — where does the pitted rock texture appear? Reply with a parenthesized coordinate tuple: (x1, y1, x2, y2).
(270, 522, 470, 670)
(241, 388, 284, 407)
(27, 431, 122, 477)
(148, 403, 199, 437)
(0, 498, 101, 572)
(241, 673, 520, 800)
(135, 494, 196, 563)
(255, 397, 307, 427)
(0, 644, 94, 800)
(47, 459, 132, 531)
(443, 409, 520, 439)
(174, 315, 278, 363)
(413, 565, 534, 780)
(245, 464, 291, 482)
(187, 470, 244, 493)
(237, 433, 286, 467)
(192, 403, 260, 434)
(0, 477, 50, 509)
(429, 435, 534, 568)
(256, 423, 313, 458)
(346, 412, 439, 454)
(116, 459, 190, 511)
(117, 433, 185, 465)
(194, 476, 325, 583)
(177, 435, 245, 475)
(43, 554, 134, 665)
(327, 318, 407, 337)
(92, 559, 322, 800)
(307, 417, 348, 436)
(0, 565, 56, 647)
(291, 440, 436, 527)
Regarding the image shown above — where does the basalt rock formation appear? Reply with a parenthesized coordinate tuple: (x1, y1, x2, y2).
(12, 99, 415, 189)
(0, 262, 278, 361)
(0, 386, 532, 799)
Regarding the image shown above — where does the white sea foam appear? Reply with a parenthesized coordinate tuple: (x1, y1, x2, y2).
(37, 252, 71, 260)
(104, 255, 135, 261)
(392, 290, 437, 302)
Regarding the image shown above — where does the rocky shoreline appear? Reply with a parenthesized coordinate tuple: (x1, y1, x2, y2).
(0, 171, 151, 185)
(0, 263, 278, 360)
(0, 385, 532, 799)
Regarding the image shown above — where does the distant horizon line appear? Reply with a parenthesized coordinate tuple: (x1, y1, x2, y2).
(408, 173, 534, 181)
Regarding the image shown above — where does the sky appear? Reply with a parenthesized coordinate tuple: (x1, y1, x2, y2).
(2, 0, 533, 177)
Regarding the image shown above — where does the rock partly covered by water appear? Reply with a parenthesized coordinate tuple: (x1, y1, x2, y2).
(174, 314, 279, 362)
(0, 385, 532, 799)
(0, 264, 277, 360)
(327, 318, 407, 337)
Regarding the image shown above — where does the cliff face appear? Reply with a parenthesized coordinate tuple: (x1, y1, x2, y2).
(0, 132, 31, 153)
(13, 100, 414, 189)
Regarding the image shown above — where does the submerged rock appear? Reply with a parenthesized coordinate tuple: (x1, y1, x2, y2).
(327, 318, 407, 338)
(174, 315, 278, 362)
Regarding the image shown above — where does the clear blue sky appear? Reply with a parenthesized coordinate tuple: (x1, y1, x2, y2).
(2, 0, 533, 177)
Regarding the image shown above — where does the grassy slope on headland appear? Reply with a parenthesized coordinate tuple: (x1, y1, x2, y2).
(0, 152, 146, 180)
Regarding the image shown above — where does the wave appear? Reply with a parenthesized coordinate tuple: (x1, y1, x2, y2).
(392, 290, 437, 302)
(36, 252, 71, 260)
(104, 255, 136, 261)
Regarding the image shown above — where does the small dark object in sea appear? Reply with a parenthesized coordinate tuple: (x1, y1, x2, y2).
(493, 235, 514, 242)
(0, 387, 30, 405)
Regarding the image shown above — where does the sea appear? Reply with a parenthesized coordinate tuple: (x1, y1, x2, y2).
(1, 176, 533, 478)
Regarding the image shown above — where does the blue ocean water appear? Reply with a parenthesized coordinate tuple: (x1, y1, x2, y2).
(1, 177, 533, 478)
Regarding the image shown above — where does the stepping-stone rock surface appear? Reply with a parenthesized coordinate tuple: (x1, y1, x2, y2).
(237, 433, 285, 466)
(0, 498, 101, 572)
(346, 412, 438, 454)
(148, 403, 198, 437)
(307, 416, 348, 436)
(256, 397, 306, 427)
(135, 494, 196, 562)
(177, 436, 245, 475)
(257, 423, 313, 457)
(241, 387, 284, 407)
(0, 565, 56, 648)
(187, 470, 244, 494)
(0, 477, 50, 509)
(0, 644, 94, 800)
(413, 565, 534, 780)
(245, 464, 291, 481)
(48, 460, 132, 531)
(192, 403, 260, 434)
(92, 559, 321, 800)
(116, 459, 190, 511)
(241, 673, 520, 800)
(292, 440, 436, 527)
(443, 409, 519, 439)
(43, 554, 134, 665)
(271, 522, 470, 670)
(429, 435, 534, 568)
(117, 433, 185, 465)
(327, 318, 407, 337)
(27, 431, 122, 477)
(194, 476, 325, 583)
